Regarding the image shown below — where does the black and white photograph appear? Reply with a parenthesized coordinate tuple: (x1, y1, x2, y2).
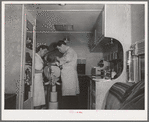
(1, 1, 148, 121)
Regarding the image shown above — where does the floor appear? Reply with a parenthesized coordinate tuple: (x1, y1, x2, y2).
(57, 85, 80, 109)
(5, 87, 88, 110)
(53, 84, 88, 110)
(5, 77, 88, 109)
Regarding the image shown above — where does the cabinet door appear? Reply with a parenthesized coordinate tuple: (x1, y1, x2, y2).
(23, 19, 36, 109)
(18, 7, 36, 109)
(89, 34, 96, 51)
(89, 80, 96, 109)
(78, 76, 88, 109)
(96, 7, 105, 43)
(88, 6, 105, 52)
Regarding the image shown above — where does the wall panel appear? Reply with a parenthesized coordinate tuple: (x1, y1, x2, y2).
(5, 4, 23, 93)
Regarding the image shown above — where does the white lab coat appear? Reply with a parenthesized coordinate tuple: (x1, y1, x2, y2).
(59, 47, 80, 96)
(34, 53, 45, 106)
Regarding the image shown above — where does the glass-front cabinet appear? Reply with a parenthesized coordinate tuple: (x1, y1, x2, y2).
(17, 8, 36, 109)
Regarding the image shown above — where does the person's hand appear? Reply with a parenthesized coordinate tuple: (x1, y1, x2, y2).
(44, 81, 51, 85)
(55, 61, 60, 66)
(56, 81, 61, 85)
(51, 75, 60, 85)
(56, 57, 60, 61)
(59, 65, 63, 70)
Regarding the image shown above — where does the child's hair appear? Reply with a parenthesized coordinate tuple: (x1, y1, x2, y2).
(47, 53, 57, 64)
(56, 40, 66, 47)
(45, 49, 63, 64)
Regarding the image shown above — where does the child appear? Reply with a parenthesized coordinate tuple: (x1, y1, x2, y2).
(43, 53, 61, 86)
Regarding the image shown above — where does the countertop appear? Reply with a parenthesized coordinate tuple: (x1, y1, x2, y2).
(78, 74, 111, 82)
(78, 74, 92, 79)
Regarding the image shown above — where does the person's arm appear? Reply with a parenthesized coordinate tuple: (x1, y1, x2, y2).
(57, 49, 74, 66)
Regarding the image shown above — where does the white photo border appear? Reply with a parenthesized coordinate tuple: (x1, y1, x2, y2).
(1, 1, 148, 121)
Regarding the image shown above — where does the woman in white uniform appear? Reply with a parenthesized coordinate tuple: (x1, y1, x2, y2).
(56, 40, 80, 109)
(34, 45, 48, 109)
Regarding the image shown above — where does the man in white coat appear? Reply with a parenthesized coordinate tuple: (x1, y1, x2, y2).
(56, 40, 80, 109)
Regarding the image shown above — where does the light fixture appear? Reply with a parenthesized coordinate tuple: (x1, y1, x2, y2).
(58, 3, 66, 6)
(54, 24, 73, 31)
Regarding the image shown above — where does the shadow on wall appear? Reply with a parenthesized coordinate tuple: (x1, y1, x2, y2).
(44, 42, 63, 62)
(48, 42, 57, 52)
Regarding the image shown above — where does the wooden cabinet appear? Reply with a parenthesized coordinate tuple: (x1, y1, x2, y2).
(78, 75, 89, 109)
(88, 30, 96, 51)
(96, 7, 105, 42)
(88, 5, 131, 53)
(88, 7, 105, 52)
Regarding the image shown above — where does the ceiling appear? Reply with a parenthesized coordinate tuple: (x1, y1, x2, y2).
(25, 4, 104, 33)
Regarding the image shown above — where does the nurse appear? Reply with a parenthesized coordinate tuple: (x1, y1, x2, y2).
(56, 40, 80, 109)
(34, 45, 48, 109)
